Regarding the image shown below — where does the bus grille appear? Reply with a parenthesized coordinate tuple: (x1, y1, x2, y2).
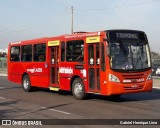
(122, 73, 144, 79)
(122, 73, 145, 90)
(122, 73, 145, 83)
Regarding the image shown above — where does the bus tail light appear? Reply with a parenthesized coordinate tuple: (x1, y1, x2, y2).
(147, 73, 152, 80)
(109, 74, 120, 83)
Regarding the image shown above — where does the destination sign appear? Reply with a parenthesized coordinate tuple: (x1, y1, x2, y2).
(108, 30, 146, 40)
(116, 33, 138, 39)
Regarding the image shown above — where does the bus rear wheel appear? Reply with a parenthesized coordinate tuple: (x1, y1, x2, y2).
(22, 75, 33, 92)
(72, 78, 86, 100)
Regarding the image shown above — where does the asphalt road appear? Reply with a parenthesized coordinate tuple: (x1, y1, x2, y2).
(0, 76, 160, 128)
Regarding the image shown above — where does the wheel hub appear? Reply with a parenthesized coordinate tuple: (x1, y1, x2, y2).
(23, 79, 29, 89)
(74, 83, 82, 96)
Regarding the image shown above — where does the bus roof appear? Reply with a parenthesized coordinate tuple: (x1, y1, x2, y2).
(9, 31, 103, 46)
(9, 29, 146, 46)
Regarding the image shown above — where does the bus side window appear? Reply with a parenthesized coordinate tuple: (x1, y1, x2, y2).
(10, 46, 20, 62)
(21, 45, 32, 62)
(88, 45, 94, 65)
(66, 40, 84, 62)
(34, 43, 46, 62)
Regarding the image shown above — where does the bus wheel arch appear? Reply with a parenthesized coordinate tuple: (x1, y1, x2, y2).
(71, 76, 86, 100)
(22, 73, 33, 92)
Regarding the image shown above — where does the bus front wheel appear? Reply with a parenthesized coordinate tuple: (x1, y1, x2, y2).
(22, 75, 33, 92)
(72, 78, 86, 100)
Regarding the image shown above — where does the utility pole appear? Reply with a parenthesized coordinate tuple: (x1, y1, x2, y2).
(71, 6, 73, 34)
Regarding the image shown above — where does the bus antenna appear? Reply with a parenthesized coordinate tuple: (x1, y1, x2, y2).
(71, 6, 74, 34)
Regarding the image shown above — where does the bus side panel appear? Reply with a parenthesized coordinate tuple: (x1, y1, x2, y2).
(83, 78, 88, 93)
(8, 62, 24, 85)
(59, 63, 86, 91)
(100, 57, 111, 95)
(9, 73, 22, 85)
(8, 62, 49, 88)
(59, 63, 74, 91)
(99, 71, 108, 95)
(25, 62, 49, 88)
(30, 75, 49, 88)
(59, 77, 70, 91)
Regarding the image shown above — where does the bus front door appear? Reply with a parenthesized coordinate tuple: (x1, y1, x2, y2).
(50, 46, 59, 87)
(88, 43, 100, 92)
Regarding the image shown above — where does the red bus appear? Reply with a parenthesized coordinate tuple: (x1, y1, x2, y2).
(8, 30, 152, 99)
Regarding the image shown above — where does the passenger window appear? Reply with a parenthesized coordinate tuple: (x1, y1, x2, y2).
(10, 46, 20, 62)
(34, 43, 46, 62)
(96, 44, 100, 65)
(88, 45, 94, 65)
(21, 45, 32, 62)
(66, 40, 84, 62)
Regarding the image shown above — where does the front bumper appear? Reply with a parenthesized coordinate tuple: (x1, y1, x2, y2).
(106, 79, 153, 95)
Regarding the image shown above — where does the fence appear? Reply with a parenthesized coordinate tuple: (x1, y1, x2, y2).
(0, 57, 7, 73)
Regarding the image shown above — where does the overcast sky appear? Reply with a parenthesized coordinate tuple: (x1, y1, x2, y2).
(0, 0, 160, 52)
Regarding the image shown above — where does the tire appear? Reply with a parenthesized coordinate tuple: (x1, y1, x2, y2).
(72, 78, 86, 100)
(22, 75, 33, 92)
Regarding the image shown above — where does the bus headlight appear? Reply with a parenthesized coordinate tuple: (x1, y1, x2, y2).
(109, 74, 120, 83)
(147, 73, 152, 80)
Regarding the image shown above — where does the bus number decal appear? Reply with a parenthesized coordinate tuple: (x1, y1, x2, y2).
(27, 68, 42, 73)
(80, 69, 86, 77)
(11, 41, 21, 45)
(59, 67, 73, 74)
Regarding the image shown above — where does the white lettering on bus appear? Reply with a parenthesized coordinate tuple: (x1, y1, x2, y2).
(11, 41, 21, 45)
(65, 32, 100, 39)
(35, 68, 42, 72)
(80, 69, 86, 77)
(59, 67, 73, 74)
(27, 69, 35, 73)
(27, 68, 42, 73)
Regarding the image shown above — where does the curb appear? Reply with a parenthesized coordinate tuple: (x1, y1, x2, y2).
(153, 87, 160, 89)
(0, 74, 7, 76)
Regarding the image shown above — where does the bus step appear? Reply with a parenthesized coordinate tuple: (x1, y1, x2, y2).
(49, 87, 60, 91)
(88, 92, 101, 95)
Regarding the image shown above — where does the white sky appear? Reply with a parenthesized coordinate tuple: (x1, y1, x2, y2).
(0, 0, 160, 52)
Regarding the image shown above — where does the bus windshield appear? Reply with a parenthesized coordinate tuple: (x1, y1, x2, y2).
(109, 40, 151, 71)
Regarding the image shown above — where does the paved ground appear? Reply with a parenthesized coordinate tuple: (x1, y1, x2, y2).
(0, 76, 160, 128)
(0, 69, 7, 76)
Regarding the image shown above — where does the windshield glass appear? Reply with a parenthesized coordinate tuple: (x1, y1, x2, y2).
(109, 40, 151, 71)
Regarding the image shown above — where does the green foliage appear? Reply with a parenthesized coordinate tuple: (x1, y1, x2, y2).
(151, 51, 160, 60)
